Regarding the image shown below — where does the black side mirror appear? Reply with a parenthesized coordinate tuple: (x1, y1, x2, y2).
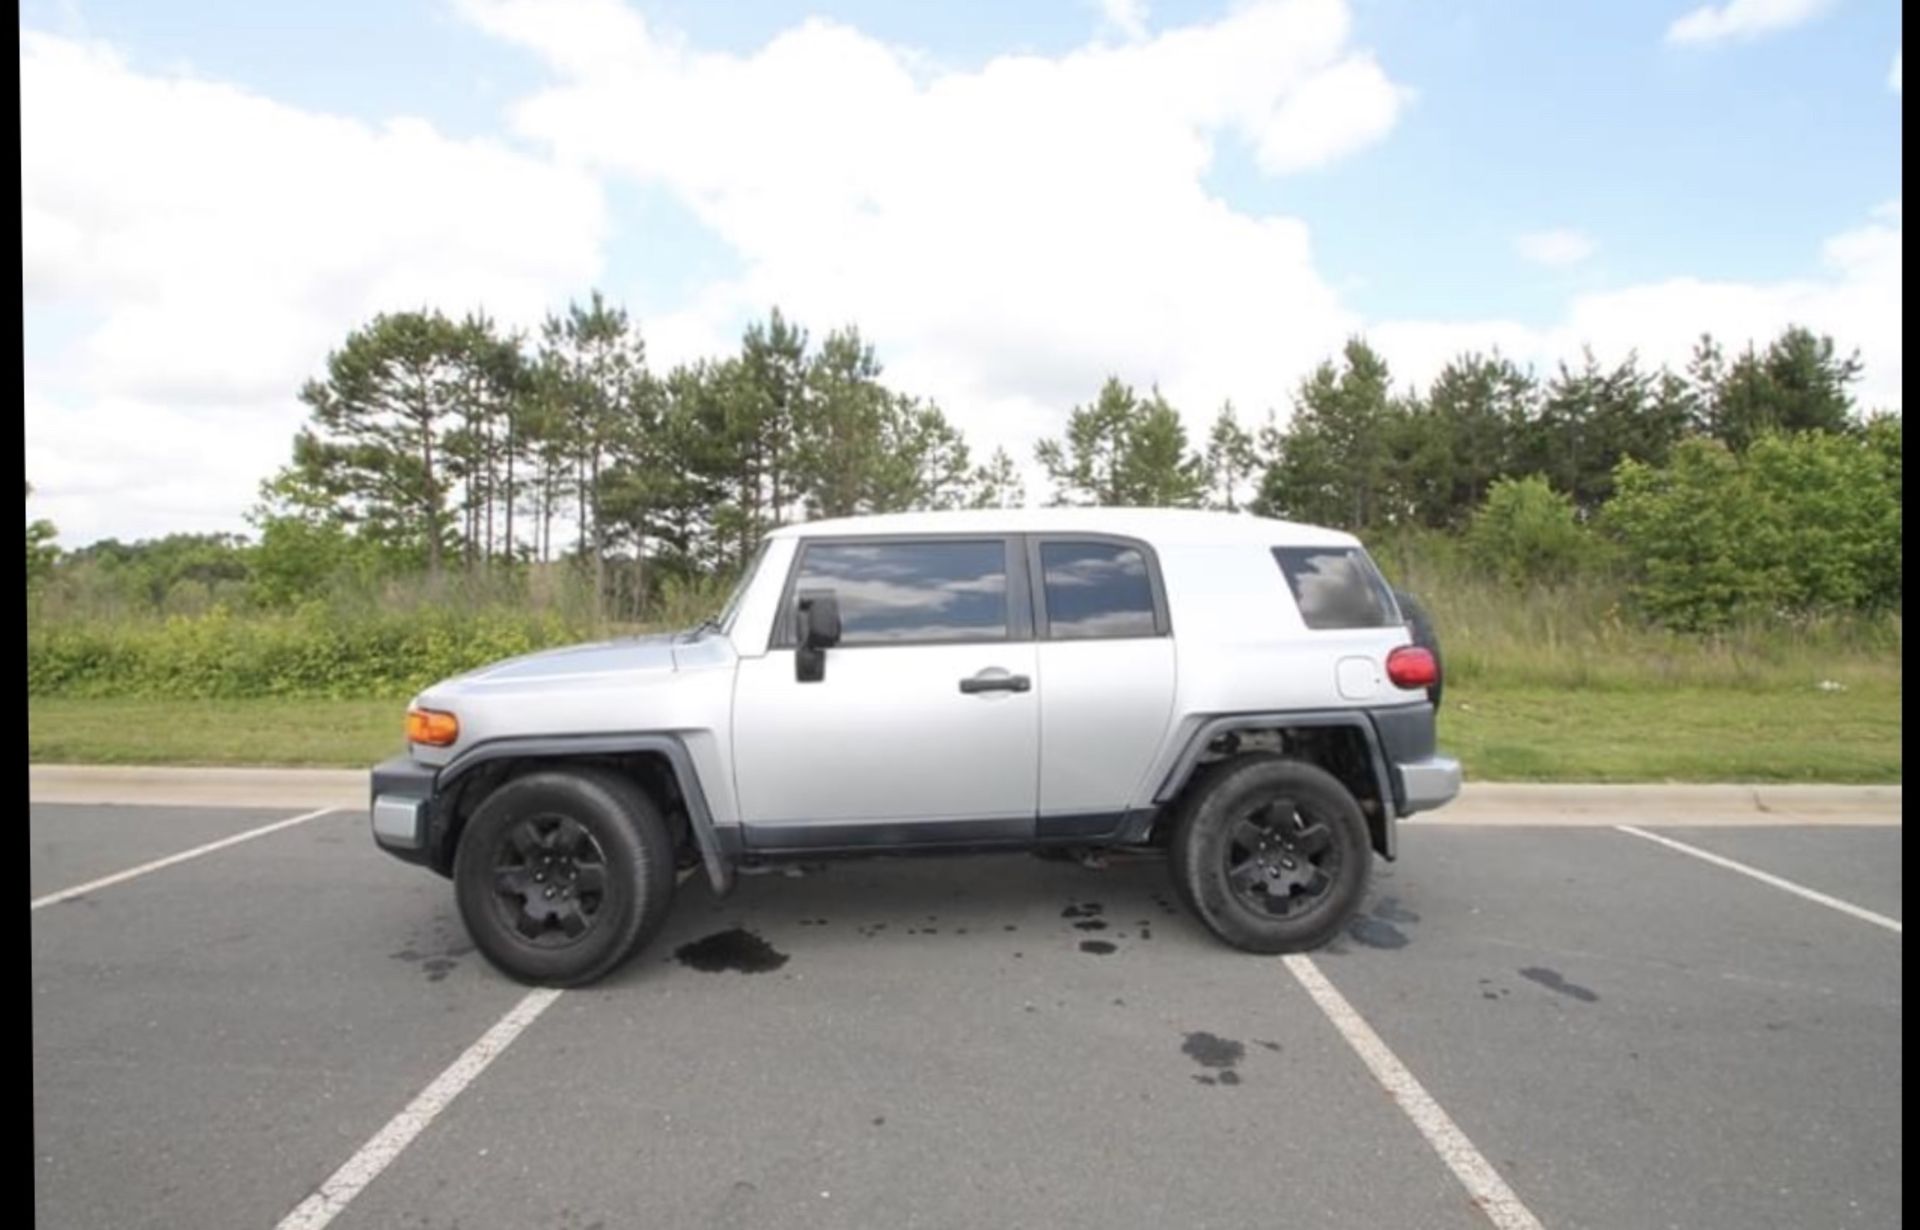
(795, 589, 841, 682)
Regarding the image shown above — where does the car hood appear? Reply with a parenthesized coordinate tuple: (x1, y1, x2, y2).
(451, 634, 683, 685)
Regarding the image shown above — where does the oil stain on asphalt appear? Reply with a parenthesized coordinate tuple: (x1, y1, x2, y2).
(1520, 966, 1600, 1003)
(674, 929, 790, 973)
(1079, 940, 1117, 955)
(1183, 1031, 1246, 1086)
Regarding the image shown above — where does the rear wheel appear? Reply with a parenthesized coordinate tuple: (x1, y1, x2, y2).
(1170, 755, 1371, 954)
(453, 767, 675, 987)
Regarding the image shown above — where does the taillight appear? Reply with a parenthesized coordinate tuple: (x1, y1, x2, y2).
(1386, 646, 1438, 691)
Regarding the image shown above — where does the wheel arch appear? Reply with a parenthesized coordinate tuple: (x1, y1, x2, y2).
(435, 734, 733, 895)
(1149, 712, 1399, 860)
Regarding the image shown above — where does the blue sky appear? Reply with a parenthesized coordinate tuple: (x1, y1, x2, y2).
(20, 0, 1904, 543)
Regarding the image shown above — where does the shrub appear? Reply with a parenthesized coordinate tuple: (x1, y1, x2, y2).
(27, 606, 589, 700)
(1605, 432, 1902, 630)
(1465, 476, 1598, 587)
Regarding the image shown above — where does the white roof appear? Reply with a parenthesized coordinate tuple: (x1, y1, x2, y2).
(769, 506, 1360, 547)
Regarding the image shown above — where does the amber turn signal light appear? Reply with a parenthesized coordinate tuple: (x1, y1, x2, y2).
(405, 708, 460, 747)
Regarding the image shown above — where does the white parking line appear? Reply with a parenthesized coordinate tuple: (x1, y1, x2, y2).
(1616, 825, 1903, 934)
(1284, 954, 1544, 1230)
(29, 807, 340, 911)
(275, 987, 564, 1230)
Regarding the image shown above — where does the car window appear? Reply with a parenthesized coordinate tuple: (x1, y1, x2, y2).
(1040, 541, 1158, 639)
(794, 540, 1008, 644)
(1271, 546, 1400, 630)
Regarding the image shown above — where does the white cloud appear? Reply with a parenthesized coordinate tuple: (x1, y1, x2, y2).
(1891, 51, 1902, 93)
(1093, 0, 1150, 44)
(20, 5, 1904, 544)
(1377, 200, 1903, 412)
(461, 0, 1403, 464)
(1515, 228, 1597, 268)
(1665, 0, 1836, 46)
(21, 32, 607, 544)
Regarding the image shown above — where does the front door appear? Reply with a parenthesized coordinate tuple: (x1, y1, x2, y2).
(731, 536, 1039, 849)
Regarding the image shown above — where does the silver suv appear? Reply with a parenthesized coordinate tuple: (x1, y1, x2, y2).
(369, 508, 1461, 985)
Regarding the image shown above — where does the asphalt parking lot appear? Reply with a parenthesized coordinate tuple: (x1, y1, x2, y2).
(31, 795, 1902, 1229)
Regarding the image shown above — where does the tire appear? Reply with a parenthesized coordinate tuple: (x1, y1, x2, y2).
(1393, 587, 1444, 710)
(1169, 755, 1371, 954)
(453, 767, 675, 987)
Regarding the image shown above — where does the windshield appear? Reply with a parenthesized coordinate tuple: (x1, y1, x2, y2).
(714, 539, 769, 635)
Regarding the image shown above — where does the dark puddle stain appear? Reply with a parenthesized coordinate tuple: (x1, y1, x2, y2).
(1183, 1032, 1246, 1086)
(1073, 919, 1108, 932)
(391, 943, 474, 980)
(1079, 940, 1117, 955)
(1003, 925, 1018, 932)
(871, 1116, 886, 1126)
(1520, 967, 1598, 1003)
(1347, 915, 1409, 949)
(1062, 902, 1104, 919)
(675, 929, 790, 973)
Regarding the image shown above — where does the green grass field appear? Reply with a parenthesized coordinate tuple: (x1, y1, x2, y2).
(27, 679, 1901, 782)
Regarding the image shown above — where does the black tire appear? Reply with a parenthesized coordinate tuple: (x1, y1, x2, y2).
(453, 767, 675, 987)
(1393, 587, 1444, 710)
(1169, 755, 1371, 954)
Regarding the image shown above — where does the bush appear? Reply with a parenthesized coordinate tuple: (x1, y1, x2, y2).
(27, 605, 590, 700)
(1465, 476, 1598, 587)
(1605, 432, 1902, 630)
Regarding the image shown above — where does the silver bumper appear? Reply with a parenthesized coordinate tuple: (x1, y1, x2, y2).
(1398, 755, 1462, 815)
(371, 794, 427, 851)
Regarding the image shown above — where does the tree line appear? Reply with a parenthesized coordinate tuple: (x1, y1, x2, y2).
(26, 290, 1898, 629)
(256, 297, 1022, 613)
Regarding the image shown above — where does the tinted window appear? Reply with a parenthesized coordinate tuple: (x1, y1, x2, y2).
(795, 541, 1008, 644)
(1041, 541, 1159, 639)
(1272, 547, 1399, 630)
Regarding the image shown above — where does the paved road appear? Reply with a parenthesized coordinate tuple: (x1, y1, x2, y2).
(30, 799, 1902, 1229)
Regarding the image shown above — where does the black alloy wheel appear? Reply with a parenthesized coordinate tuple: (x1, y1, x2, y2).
(491, 813, 612, 946)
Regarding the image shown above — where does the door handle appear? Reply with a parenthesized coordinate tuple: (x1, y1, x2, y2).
(959, 670, 1031, 694)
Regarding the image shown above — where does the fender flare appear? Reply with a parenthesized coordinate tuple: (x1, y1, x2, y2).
(440, 733, 734, 895)
(1149, 710, 1399, 860)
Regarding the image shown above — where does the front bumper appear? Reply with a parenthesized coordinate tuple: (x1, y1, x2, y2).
(370, 755, 437, 865)
(1397, 755, 1463, 815)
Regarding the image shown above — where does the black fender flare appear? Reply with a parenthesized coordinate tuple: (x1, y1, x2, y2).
(439, 733, 734, 895)
(1148, 710, 1399, 860)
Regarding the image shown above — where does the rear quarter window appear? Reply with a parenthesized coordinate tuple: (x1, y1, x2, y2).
(1271, 546, 1400, 630)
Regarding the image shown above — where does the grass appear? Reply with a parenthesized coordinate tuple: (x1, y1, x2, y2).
(29, 698, 405, 768)
(1440, 681, 1902, 783)
(28, 680, 1903, 782)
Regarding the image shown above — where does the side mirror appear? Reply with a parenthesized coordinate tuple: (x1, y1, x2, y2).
(794, 589, 841, 682)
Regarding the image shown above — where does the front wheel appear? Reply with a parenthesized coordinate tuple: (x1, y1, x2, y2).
(453, 768, 675, 987)
(1169, 756, 1371, 954)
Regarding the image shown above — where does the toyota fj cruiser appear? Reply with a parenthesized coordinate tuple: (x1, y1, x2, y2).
(369, 508, 1460, 986)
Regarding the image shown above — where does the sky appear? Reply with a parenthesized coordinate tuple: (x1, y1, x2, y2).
(20, 0, 1904, 545)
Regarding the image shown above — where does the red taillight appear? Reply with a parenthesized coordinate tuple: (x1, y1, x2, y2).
(1386, 645, 1438, 690)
